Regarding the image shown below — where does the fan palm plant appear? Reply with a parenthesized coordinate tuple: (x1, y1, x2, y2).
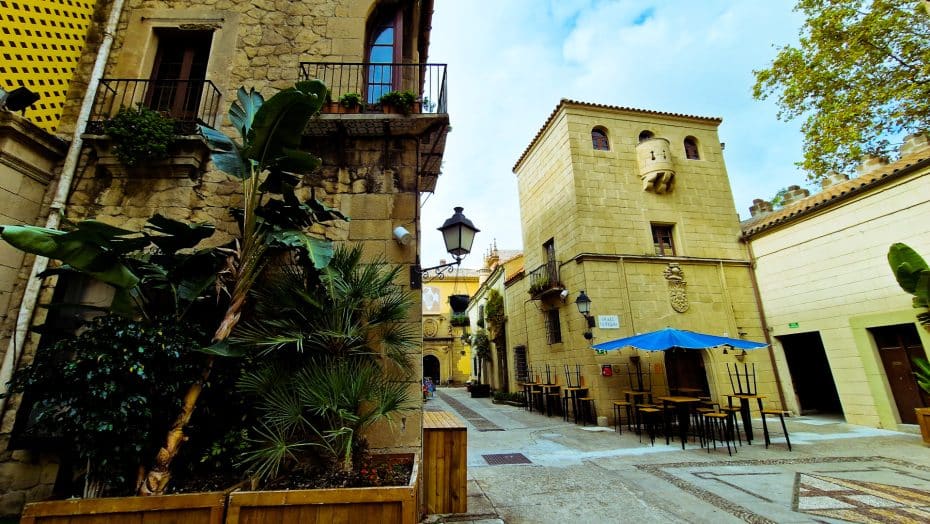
(232, 245, 418, 482)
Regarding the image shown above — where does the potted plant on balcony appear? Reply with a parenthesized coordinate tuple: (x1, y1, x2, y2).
(528, 275, 550, 297)
(378, 90, 420, 115)
(339, 92, 363, 113)
(887, 242, 930, 443)
(322, 92, 364, 114)
(103, 104, 175, 167)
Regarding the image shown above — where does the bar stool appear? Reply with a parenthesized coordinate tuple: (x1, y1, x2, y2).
(637, 407, 662, 445)
(719, 405, 743, 445)
(761, 409, 792, 451)
(693, 406, 716, 446)
(703, 412, 734, 455)
(612, 401, 631, 434)
(578, 396, 596, 426)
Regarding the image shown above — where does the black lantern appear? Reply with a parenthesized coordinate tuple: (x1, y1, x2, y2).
(576, 291, 595, 340)
(412, 207, 480, 288)
(575, 290, 592, 317)
(438, 207, 479, 259)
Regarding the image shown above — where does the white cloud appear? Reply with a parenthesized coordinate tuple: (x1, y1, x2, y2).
(423, 1, 807, 268)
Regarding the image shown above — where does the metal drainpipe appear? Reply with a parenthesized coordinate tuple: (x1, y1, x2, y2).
(744, 238, 789, 410)
(0, 0, 127, 417)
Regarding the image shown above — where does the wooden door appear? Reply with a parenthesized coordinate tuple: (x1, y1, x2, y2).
(148, 30, 212, 120)
(664, 348, 709, 395)
(872, 324, 928, 424)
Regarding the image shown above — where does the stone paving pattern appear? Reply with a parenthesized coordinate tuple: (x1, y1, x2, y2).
(424, 387, 930, 524)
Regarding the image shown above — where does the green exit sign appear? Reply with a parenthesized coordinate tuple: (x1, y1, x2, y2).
(788, 322, 799, 328)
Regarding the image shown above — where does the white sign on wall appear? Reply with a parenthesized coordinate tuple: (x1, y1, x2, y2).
(598, 315, 620, 329)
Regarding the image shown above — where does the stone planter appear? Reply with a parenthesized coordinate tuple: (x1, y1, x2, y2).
(226, 453, 418, 524)
(470, 384, 491, 398)
(321, 101, 362, 114)
(916, 407, 930, 445)
(380, 101, 421, 115)
(21, 491, 227, 524)
(84, 134, 211, 180)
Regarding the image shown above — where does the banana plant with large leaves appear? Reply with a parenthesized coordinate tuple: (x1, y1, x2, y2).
(888, 243, 930, 326)
(140, 80, 348, 496)
(887, 243, 930, 395)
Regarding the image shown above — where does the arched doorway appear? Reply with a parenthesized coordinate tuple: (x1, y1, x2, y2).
(423, 355, 440, 384)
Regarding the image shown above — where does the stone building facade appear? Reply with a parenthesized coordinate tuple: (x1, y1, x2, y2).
(507, 100, 779, 425)
(0, 0, 447, 514)
(742, 135, 930, 430)
(467, 247, 523, 390)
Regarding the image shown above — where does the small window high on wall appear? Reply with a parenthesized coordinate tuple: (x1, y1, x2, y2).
(652, 224, 675, 256)
(638, 130, 654, 143)
(591, 127, 609, 150)
(684, 136, 700, 160)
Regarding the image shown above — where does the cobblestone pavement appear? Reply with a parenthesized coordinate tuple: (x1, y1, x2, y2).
(423, 387, 930, 524)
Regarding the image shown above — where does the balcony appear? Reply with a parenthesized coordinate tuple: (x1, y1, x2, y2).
(527, 260, 563, 299)
(84, 79, 222, 178)
(299, 63, 449, 191)
(299, 62, 447, 114)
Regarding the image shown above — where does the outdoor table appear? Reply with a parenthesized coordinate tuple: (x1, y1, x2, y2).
(725, 393, 766, 444)
(656, 396, 702, 449)
(519, 382, 540, 412)
(540, 383, 561, 417)
(622, 389, 652, 404)
(562, 387, 588, 423)
(673, 387, 704, 396)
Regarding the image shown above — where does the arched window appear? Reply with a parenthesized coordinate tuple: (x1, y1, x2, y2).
(638, 130, 654, 143)
(591, 127, 609, 150)
(684, 136, 700, 160)
(366, 9, 404, 103)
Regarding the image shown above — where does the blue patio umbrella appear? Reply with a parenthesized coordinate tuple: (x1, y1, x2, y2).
(591, 327, 767, 351)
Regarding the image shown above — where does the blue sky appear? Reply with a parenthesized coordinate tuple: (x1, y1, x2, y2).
(421, 1, 809, 267)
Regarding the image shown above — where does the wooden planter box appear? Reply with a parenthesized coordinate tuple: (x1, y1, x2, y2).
(423, 411, 467, 514)
(21, 491, 226, 524)
(916, 407, 930, 445)
(226, 453, 418, 524)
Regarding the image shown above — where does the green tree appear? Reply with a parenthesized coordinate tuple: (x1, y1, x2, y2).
(753, 0, 930, 180)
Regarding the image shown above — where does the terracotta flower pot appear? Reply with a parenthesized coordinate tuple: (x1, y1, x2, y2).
(915, 407, 930, 445)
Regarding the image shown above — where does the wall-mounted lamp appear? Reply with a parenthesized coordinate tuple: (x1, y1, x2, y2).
(411, 207, 480, 289)
(735, 349, 748, 362)
(575, 290, 595, 340)
(1, 87, 40, 114)
(393, 226, 413, 246)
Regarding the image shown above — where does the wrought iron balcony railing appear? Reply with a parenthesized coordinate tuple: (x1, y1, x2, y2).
(86, 79, 222, 135)
(527, 260, 562, 298)
(298, 62, 447, 113)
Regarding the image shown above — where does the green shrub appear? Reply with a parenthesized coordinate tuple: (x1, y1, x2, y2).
(103, 105, 176, 167)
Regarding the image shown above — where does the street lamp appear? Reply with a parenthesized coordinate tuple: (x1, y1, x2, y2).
(411, 207, 480, 288)
(575, 290, 595, 340)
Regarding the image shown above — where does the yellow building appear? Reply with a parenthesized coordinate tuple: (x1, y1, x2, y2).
(422, 267, 479, 385)
(507, 99, 778, 425)
(742, 134, 930, 430)
(0, 0, 448, 513)
(0, 0, 100, 132)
